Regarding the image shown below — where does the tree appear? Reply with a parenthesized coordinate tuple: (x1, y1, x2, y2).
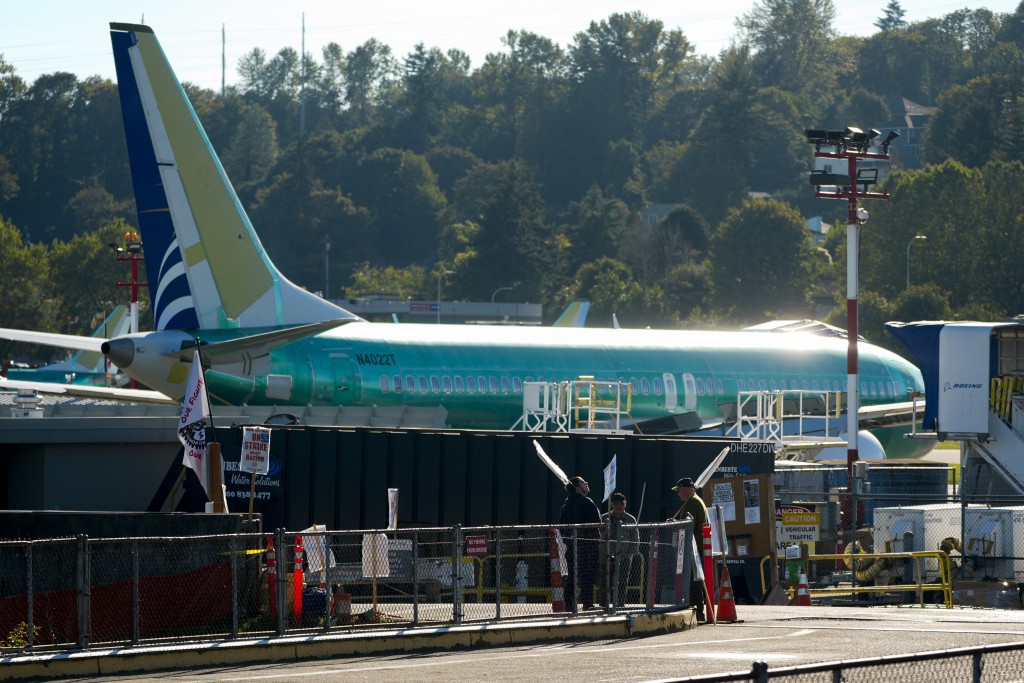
(569, 257, 648, 325)
(47, 221, 135, 335)
(737, 0, 842, 97)
(566, 185, 631, 271)
(344, 39, 398, 128)
(451, 159, 557, 302)
(344, 262, 429, 300)
(875, 0, 907, 32)
(237, 48, 271, 100)
(710, 199, 815, 322)
(318, 42, 346, 117)
(646, 205, 709, 279)
(221, 103, 280, 191)
(0, 217, 51, 361)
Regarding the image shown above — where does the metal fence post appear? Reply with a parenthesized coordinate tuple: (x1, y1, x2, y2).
(76, 535, 91, 649)
(132, 540, 140, 644)
(646, 528, 658, 609)
(230, 534, 239, 638)
(571, 528, 579, 610)
(453, 525, 464, 624)
(275, 528, 286, 635)
(681, 523, 694, 609)
(25, 542, 34, 649)
(412, 530, 420, 626)
(604, 516, 612, 613)
(494, 529, 502, 620)
(321, 531, 331, 631)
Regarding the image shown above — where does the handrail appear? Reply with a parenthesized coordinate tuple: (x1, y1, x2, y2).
(759, 551, 953, 608)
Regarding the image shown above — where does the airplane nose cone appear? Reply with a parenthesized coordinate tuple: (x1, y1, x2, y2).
(102, 338, 135, 368)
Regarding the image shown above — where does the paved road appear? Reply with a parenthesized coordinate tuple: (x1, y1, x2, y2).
(50, 605, 1024, 683)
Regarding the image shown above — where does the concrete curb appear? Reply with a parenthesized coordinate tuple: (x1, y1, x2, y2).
(0, 610, 692, 681)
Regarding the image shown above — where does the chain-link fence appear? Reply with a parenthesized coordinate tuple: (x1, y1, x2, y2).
(667, 640, 1024, 682)
(0, 519, 694, 653)
(773, 462, 1024, 609)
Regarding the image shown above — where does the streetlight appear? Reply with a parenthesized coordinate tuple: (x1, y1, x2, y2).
(491, 281, 521, 303)
(437, 270, 453, 324)
(906, 235, 926, 290)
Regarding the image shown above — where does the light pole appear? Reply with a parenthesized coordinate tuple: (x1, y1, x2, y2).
(491, 281, 520, 303)
(906, 235, 926, 290)
(437, 270, 453, 324)
(806, 127, 897, 475)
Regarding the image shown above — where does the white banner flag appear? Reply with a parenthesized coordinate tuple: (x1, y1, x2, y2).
(602, 454, 617, 503)
(178, 349, 213, 499)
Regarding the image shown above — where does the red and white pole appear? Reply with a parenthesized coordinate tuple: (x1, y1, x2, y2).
(846, 153, 860, 476)
(548, 528, 565, 612)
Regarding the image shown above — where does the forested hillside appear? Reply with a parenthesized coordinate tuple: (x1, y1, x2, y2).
(1, 0, 1023, 360)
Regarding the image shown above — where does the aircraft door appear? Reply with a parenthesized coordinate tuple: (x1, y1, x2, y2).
(681, 373, 697, 411)
(663, 372, 678, 411)
(331, 356, 362, 403)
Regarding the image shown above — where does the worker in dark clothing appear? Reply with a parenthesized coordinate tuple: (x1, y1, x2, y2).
(672, 477, 708, 622)
(559, 475, 601, 612)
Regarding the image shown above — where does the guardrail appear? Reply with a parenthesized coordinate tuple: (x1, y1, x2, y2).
(758, 551, 953, 608)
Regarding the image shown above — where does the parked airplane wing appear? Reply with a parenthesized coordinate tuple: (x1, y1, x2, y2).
(857, 400, 924, 430)
(0, 377, 177, 404)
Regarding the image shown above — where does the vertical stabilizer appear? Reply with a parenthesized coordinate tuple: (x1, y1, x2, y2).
(109, 23, 359, 331)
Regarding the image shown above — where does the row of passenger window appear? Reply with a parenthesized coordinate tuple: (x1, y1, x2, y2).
(378, 374, 660, 396)
(702, 378, 904, 399)
(377, 374, 903, 399)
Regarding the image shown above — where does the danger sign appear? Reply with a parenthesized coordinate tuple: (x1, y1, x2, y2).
(239, 426, 271, 475)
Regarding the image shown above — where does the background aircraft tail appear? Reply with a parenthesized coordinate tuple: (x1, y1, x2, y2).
(552, 301, 590, 328)
(109, 23, 360, 332)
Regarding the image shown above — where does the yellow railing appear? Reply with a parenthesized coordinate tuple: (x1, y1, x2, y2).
(760, 551, 953, 608)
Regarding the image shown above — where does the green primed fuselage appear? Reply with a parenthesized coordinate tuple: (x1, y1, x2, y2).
(185, 321, 926, 454)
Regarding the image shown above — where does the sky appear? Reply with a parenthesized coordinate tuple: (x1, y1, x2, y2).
(2, 0, 1020, 91)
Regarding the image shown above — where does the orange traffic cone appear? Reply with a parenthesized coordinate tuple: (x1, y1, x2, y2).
(794, 572, 812, 606)
(716, 564, 738, 623)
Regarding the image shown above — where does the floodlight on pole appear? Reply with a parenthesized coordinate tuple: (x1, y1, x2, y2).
(805, 125, 896, 477)
(906, 235, 926, 290)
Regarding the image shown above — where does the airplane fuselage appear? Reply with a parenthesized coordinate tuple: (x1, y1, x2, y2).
(110, 322, 925, 441)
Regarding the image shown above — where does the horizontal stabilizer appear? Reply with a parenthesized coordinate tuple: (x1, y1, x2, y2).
(175, 319, 356, 364)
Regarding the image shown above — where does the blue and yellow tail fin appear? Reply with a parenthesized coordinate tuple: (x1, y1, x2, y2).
(109, 23, 360, 331)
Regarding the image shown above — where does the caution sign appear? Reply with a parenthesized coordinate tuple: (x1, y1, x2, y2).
(775, 504, 820, 552)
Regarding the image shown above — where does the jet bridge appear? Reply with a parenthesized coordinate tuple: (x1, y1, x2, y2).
(887, 321, 1024, 497)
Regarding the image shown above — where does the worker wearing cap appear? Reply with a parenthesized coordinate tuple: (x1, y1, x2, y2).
(672, 477, 707, 621)
(559, 475, 601, 612)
